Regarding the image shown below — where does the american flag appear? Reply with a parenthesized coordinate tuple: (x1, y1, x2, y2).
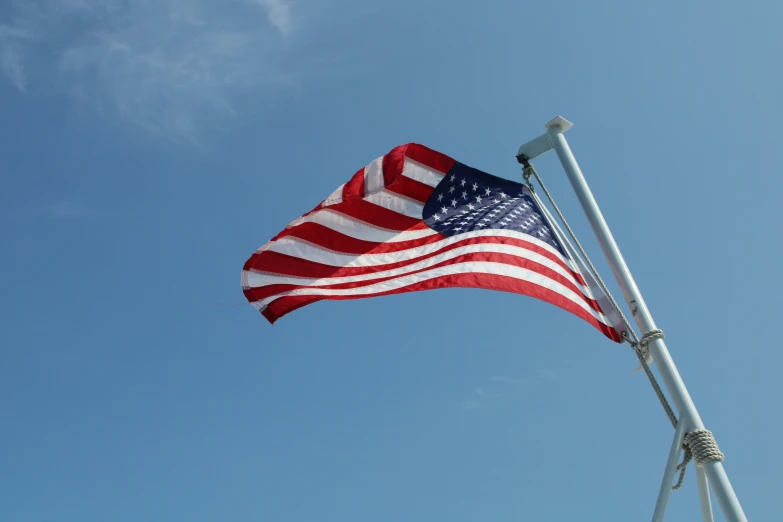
(242, 143, 621, 341)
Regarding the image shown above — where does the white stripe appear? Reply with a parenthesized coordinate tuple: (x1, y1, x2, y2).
(364, 189, 424, 218)
(402, 158, 445, 187)
(364, 156, 385, 195)
(266, 228, 577, 270)
(322, 183, 345, 207)
(253, 261, 609, 325)
(284, 209, 437, 243)
(247, 242, 593, 297)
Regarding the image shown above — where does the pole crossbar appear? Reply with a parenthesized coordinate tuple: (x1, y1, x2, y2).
(518, 117, 748, 522)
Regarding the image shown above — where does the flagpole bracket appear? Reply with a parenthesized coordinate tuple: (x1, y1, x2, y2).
(516, 116, 573, 164)
(545, 115, 574, 132)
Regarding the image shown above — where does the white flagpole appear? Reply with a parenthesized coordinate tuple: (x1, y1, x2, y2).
(697, 466, 716, 522)
(519, 117, 747, 522)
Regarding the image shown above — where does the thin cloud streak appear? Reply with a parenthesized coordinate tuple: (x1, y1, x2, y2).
(462, 370, 564, 411)
(1, 0, 298, 141)
(490, 375, 523, 385)
(252, 0, 294, 36)
(0, 45, 26, 92)
(0, 24, 36, 92)
(461, 374, 525, 410)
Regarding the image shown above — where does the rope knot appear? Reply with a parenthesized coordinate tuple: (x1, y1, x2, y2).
(672, 429, 724, 490)
(635, 329, 664, 367)
(685, 429, 724, 466)
(641, 329, 665, 345)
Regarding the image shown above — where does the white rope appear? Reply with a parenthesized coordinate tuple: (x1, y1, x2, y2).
(686, 430, 725, 466)
(673, 430, 724, 490)
(629, 329, 677, 429)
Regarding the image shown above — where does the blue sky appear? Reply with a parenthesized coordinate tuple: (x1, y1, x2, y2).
(1, 1, 781, 520)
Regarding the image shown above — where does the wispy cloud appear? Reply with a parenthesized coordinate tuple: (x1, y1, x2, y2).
(490, 375, 523, 385)
(461, 370, 565, 411)
(0, 25, 36, 92)
(1, 0, 298, 141)
(252, 0, 294, 36)
(460, 375, 524, 411)
(0, 45, 26, 92)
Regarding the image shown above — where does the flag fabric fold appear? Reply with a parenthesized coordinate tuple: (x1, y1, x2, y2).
(242, 143, 622, 342)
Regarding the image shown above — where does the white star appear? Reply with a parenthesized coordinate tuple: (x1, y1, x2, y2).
(449, 186, 455, 194)
(475, 196, 482, 204)
(493, 199, 500, 204)
(451, 199, 458, 208)
(472, 183, 478, 191)
(500, 192, 507, 199)
(441, 206, 449, 214)
(454, 227, 463, 231)
(437, 193, 444, 202)
(460, 178, 466, 187)
(462, 191, 468, 199)
(478, 223, 487, 228)
(433, 214, 441, 221)
(449, 174, 456, 182)
(467, 203, 475, 210)
(484, 188, 492, 196)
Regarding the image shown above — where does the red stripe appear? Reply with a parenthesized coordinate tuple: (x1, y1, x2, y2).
(321, 199, 423, 231)
(244, 250, 603, 313)
(404, 144, 457, 174)
(380, 143, 456, 188)
(342, 167, 365, 199)
(385, 175, 435, 204)
(245, 232, 585, 286)
(382, 145, 407, 188)
(258, 272, 620, 342)
(255, 221, 441, 256)
(263, 145, 448, 245)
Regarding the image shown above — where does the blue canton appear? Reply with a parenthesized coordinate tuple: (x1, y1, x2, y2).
(422, 162, 568, 258)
